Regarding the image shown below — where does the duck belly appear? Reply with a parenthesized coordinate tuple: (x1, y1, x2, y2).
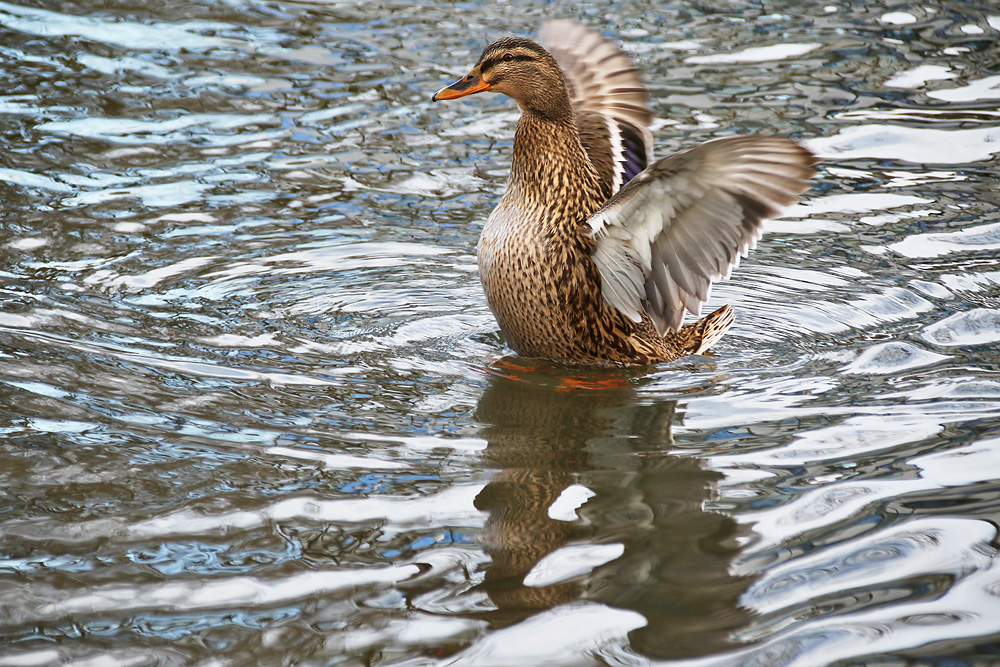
(477, 205, 576, 358)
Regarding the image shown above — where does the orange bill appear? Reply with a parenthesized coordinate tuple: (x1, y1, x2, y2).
(432, 67, 491, 101)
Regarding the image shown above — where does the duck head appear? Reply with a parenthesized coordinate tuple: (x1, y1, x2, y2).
(432, 37, 571, 120)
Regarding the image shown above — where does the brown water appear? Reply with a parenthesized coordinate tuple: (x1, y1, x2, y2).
(3, 1, 1000, 665)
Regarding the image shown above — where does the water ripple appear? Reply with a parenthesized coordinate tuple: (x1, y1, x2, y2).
(810, 124, 1000, 164)
(0, 1, 234, 51)
(3, 0, 1000, 664)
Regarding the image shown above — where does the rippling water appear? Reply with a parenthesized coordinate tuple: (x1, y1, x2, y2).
(2, 0, 1000, 664)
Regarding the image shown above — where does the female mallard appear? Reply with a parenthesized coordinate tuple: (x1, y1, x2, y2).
(433, 20, 816, 366)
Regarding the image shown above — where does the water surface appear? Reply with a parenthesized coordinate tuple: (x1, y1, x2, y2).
(2, 0, 1000, 665)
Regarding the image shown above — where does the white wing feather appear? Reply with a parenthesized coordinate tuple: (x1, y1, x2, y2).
(588, 136, 816, 334)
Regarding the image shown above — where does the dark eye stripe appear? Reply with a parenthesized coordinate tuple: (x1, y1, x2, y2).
(481, 54, 535, 71)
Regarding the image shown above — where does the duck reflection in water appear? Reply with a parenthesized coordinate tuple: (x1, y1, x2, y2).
(469, 360, 753, 659)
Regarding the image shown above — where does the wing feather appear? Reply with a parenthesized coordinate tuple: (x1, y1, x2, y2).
(588, 136, 818, 334)
(539, 20, 654, 198)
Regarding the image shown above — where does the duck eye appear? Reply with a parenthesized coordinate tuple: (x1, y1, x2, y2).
(502, 53, 513, 62)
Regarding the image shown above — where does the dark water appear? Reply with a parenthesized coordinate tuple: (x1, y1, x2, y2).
(2, 0, 1000, 664)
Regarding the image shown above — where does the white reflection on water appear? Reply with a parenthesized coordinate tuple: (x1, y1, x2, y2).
(18, 564, 421, 617)
(4, 327, 340, 386)
(447, 603, 647, 667)
(780, 193, 934, 219)
(698, 519, 1000, 667)
(84, 255, 219, 291)
(266, 445, 408, 470)
(76, 53, 176, 79)
(774, 286, 934, 335)
(1, 483, 488, 545)
(841, 341, 950, 374)
(40, 113, 282, 145)
(0, 167, 75, 192)
(547, 483, 597, 521)
(809, 124, 1000, 164)
(717, 438, 1000, 552)
(929, 74, 1000, 101)
(885, 221, 1000, 258)
(685, 42, 822, 64)
(524, 543, 626, 588)
(772, 191, 936, 234)
(720, 414, 943, 466)
(205, 243, 454, 281)
(923, 309, 1000, 347)
(70, 180, 214, 207)
(321, 613, 484, 661)
(0, 0, 232, 50)
(880, 11, 918, 24)
(741, 517, 996, 614)
(885, 64, 957, 88)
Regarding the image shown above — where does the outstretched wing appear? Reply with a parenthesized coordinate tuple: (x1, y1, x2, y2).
(587, 136, 817, 334)
(538, 19, 654, 198)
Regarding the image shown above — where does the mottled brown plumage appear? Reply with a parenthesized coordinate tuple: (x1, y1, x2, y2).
(432, 21, 817, 366)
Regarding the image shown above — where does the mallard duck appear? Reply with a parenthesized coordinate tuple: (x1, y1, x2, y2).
(432, 20, 816, 366)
